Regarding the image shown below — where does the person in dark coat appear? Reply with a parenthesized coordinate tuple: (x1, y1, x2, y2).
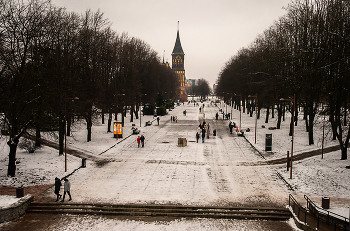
(140, 135, 145, 147)
(202, 128, 206, 143)
(54, 177, 62, 202)
(196, 132, 200, 143)
(229, 122, 234, 134)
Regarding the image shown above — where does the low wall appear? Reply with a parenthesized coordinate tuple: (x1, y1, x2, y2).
(0, 194, 34, 223)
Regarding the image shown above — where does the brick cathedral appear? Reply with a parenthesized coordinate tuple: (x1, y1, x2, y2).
(171, 22, 187, 101)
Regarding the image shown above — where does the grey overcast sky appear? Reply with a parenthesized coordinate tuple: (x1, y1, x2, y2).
(51, 0, 292, 87)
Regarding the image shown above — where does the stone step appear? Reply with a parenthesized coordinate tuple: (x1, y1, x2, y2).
(27, 203, 291, 220)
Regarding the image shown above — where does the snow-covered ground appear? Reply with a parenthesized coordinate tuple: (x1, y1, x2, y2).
(0, 98, 349, 230)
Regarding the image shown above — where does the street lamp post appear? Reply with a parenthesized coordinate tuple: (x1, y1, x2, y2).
(248, 94, 258, 144)
(65, 94, 79, 172)
(280, 94, 295, 179)
(140, 94, 147, 127)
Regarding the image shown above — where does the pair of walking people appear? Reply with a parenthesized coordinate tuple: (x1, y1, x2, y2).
(137, 135, 145, 148)
(55, 178, 72, 202)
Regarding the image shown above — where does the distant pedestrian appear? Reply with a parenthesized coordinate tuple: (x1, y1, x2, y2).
(216, 112, 218, 120)
(171, 116, 172, 122)
(140, 135, 145, 147)
(229, 122, 233, 134)
(54, 177, 62, 202)
(202, 128, 206, 143)
(175, 116, 177, 123)
(137, 136, 141, 148)
(61, 178, 72, 202)
(157, 117, 160, 125)
(196, 132, 200, 143)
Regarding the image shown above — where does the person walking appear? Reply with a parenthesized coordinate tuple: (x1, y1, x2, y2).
(140, 135, 145, 147)
(229, 122, 233, 134)
(54, 177, 62, 202)
(137, 136, 141, 148)
(157, 117, 160, 125)
(196, 132, 200, 143)
(61, 178, 72, 202)
(202, 128, 206, 143)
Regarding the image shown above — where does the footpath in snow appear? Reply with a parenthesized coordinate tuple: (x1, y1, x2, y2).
(0, 98, 349, 227)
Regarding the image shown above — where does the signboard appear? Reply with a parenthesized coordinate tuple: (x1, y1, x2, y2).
(114, 122, 122, 138)
(265, 134, 272, 151)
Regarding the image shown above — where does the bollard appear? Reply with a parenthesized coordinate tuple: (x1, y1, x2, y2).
(82, 158, 87, 168)
(16, 187, 24, 198)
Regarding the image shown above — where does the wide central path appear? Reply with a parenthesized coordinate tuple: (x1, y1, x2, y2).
(44, 100, 289, 207)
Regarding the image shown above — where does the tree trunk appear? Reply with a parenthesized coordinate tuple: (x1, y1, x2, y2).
(7, 140, 18, 177)
(265, 105, 269, 123)
(102, 109, 105, 124)
(308, 105, 315, 145)
(272, 104, 275, 118)
(130, 104, 134, 122)
(86, 110, 92, 142)
(122, 106, 125, 127)
(107, 112, 112, 132)
(7, 122, 30, 176)
(277, 104, 282, 129)
(294, 100, 298, 126)
(35, 124, 41, 147)
(242, 99, 246, 113)
(341, 146, 347, 160)
(135, 103, 139, 119)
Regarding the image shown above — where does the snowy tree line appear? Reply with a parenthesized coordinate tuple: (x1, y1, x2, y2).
(0, 0, 179, 176)
(216, 0, 350, 160)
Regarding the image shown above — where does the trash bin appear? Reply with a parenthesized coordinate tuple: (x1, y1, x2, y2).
(82, 158, 87, 168)
(16, 187, 24, 198)
(322, 197, 330, 209)
(265, 134, 272, 151)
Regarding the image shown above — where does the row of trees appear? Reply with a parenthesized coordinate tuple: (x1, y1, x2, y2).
(216, 0, 350, 159)
(0, 0, 179, 176)
(186, 78, 211, 99)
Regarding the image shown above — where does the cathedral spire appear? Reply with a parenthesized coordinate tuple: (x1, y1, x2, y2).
(172, 21, 184, 55)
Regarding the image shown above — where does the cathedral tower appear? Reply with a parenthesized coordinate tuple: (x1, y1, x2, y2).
(172, 22, 185, 87)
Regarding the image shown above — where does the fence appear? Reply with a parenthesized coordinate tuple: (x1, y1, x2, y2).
(289, 194, 350, 231)
(289, 194, 308, 223)
(304, 195, 349, 231)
